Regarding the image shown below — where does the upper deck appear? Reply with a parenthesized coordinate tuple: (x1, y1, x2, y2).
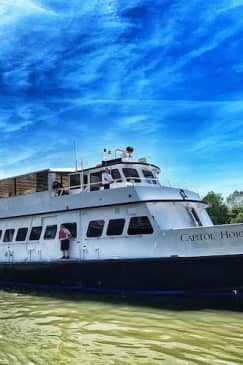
(0, 157, 161, 199)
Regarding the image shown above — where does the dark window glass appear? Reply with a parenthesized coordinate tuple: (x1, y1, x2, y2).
(87, 220, 104, 237)
(142, 170, 157, 184)
(0, 230, 2, 240)
(62, 222, 77, 238)
(29, 226, 42, 240)
(3, 229, 15, 242)
(90, 172, 102, 191)
(70, 173, 81, 188)
(107, 219, 125, 236)
(122, 168, 141, 183)
(44, 225, 57, 239)
(128, 216, 153, 235)
(188, 208, 202, 227)
(16, 227, 28, 241)
(111, 169, 122, 182)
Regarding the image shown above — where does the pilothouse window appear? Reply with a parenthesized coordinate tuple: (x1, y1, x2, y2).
(111, 169, 122, 182)
(187, 208, 203, 226)
(142, 170, 157, 184)
(122, 168, 141, 183)
(69, 174, 81, 189)
(90, 172, 102, 191)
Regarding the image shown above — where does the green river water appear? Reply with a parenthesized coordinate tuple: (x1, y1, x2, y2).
(0, 289, 243, 365)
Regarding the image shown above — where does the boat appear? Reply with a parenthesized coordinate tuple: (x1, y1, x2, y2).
(0, 147, 242, 295)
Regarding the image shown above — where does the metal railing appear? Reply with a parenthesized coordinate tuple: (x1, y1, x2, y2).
(54, 177, 159, 196)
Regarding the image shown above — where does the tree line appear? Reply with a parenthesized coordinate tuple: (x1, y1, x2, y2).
(203, 191, 243, 225)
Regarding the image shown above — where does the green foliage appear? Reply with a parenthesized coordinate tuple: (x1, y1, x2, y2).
(226, 191, 243, 208)
(203, 190, 243, 224)
(203, 191, 229, 225)
(228, 205, 243, 224)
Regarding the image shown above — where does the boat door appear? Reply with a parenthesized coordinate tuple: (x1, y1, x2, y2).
(26, 216, 43, 262)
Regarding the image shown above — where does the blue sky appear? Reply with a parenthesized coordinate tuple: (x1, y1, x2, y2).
(0, 0, 243, 197)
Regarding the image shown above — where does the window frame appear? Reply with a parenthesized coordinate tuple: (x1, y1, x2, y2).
(62, 222, 77, 238)
(127, 216, 154, 235)
(111, 169, 122, 183)
(87, 220, 105, 238)
(106, 218, 125, 236)
(3, 228, 15, 242)
(44, 225, 58, 240)
(16, 227, 28, 242)
(187, 207, 203, 227)
(69, 173, 81, 189)
(29, 226, 42, 241)
(122, 168, 141, 183)
(142, 169, 157, 184)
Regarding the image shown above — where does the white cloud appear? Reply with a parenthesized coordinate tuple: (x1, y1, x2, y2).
(0, 0, 55, 27)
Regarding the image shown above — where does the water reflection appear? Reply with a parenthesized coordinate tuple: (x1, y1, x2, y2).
(0, 289, 243, 365)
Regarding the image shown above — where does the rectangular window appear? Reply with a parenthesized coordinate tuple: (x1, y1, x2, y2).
(142, 170, 157, 184)
(16, 227, 28, 242)
(111, 169, 122, 182)
(70, 173, 81, 189)
(87, 220, 104, 237)
(90, 172, 102, 191)
(44, 225, 57, 239)
(0, 230, 2, 240)
(107, 219, 125, 236)
(128, 216, 153, 235)
(62, 222, 77, 238)
(83, 174, 88, 191)
(29, 226, 42, 240)
(122, 168, 141, 183)
(3, 229, 15, 242)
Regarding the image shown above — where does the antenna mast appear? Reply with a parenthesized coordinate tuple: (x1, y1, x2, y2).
(73, 141, 78, 171)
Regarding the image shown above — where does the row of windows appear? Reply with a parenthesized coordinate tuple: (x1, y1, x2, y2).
(0, 223, 77, 243)
(87, 216, 154, 237)
(0, 216, 154, 243)
(70, 168, 157, 191)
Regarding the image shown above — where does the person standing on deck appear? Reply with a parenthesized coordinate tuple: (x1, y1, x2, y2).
(59, 224, 71, 259)
(102, 168, 113, 189)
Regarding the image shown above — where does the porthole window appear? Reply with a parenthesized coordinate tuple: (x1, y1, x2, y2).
(128, 216, 153, 235)
(107, 219, 125, 236)
(29, 226, 42, 240)
(44, 225, 57, 240)
(3, 229, 15, 242)
(16, 227, 28, 242)
(87, 220, 105, 237)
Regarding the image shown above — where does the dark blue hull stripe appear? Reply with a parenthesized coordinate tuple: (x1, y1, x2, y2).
(1, 255, 243, 295)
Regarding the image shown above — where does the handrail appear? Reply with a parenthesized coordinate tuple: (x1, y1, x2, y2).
(61, 176, 159, 195)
